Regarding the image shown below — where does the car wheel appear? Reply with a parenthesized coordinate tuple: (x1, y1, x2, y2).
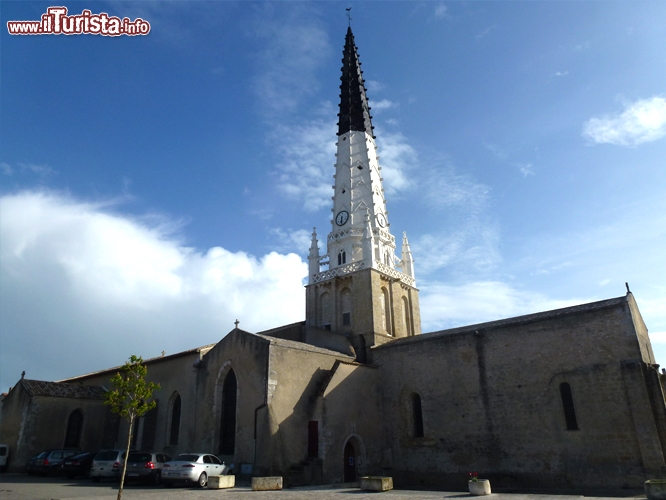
(152, 471, 161, 486)
(197, 472, 207, 488)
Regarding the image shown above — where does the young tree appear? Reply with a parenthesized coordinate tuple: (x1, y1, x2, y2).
(104, 355, 160, 500)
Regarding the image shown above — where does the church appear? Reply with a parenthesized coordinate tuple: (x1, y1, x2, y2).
(2, 27, 665, 490)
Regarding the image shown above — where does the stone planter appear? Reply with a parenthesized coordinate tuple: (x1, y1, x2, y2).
(645, 480, 666, 500)
(468, 479, 491, 495)
(360, 476, 393, 491)
(208, 475, 235, 489)
(251, 476, 283, 491)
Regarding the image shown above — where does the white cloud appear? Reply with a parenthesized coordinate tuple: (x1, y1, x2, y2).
(583, 96, 666, 146)
(252, 11, 331, 118)
(269, 227, 313, 255)
(476, 26, 493, 41)
(375, 130, 417, 194)
(365, 80, 385, 93)
(0, 191, 307, 390)
(0, 161, 56, 177)
(371, 99, 397, 112)
(272, 117, 337, 212)
(434, 3, 449, 19)
(650, 332, 666, 344)
(420, 281, 586, 333)
(517, 162, 535, 177)
(414, 225, 500, 277)
(554, 71, 569, 77)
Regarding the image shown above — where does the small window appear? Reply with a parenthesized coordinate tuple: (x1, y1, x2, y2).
(357, 165, 363, 170)
(412, 394, 424, 438)
(559, 382, 579, 431)
(342, 312, 351, 326)
(338, 250, 346, 266)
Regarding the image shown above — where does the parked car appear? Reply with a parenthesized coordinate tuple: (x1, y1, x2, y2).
(25, 454, 41, 475)
(162, 453, 231, 488)
(90, 449, 127, 482)
(28, 449, 80, 476)
(123, 452, 171, 485)
(0, 444, 9, 472)
(60, 451, 96, 479)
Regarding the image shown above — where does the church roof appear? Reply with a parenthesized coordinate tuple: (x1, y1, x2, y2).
(57, 343, 216, 383)
(19, 379, 107, 400)
(253, 332, 355, 359)
(375, 294, 632, 350)
(337, 27, 375, 137)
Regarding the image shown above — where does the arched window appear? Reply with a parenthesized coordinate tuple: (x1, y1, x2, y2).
(219, 370, 237, 455)
(338, 249, 346, 266)
(381, 288, 391, 335)
(169, 394, 181, 446)
(559, 382, 578, 430)
(319, 291, 331, 328)
(402, 296, 411, 336)
(384, 250, 391, 265)
(341, 288, 352, 327)
(411, 394, 424, 438)
(64, 409, 83, 448)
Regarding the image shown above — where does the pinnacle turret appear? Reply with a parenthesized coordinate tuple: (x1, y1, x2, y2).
(337, 27, 375, 137)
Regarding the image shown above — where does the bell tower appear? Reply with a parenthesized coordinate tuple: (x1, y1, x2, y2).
(305, 27, 421, 353)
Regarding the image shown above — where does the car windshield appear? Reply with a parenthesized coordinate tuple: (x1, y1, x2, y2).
(175, 454, 200, 462)
(69, 453, 90, 460)
(95, 450, 122, 461)
(127, 453, 152, 462)
(37, 451, 49, 458)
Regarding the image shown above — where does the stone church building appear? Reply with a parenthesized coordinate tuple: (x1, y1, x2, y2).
(2, 28, 666, 489)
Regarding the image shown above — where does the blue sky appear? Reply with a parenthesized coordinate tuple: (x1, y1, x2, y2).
(2, 1, 665, 392)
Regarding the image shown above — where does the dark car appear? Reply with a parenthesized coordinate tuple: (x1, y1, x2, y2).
(124, 452, 171, 485)
(25, 454, 41, 475)
(60, 451, 96, 479)
(28, 449, 79, 476)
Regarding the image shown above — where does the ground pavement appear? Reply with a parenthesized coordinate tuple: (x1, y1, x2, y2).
(0, 474, 647, 500)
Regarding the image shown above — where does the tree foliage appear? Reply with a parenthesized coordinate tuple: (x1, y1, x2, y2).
(104, 355, 160, 500)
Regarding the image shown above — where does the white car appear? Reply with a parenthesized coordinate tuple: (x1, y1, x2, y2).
(90, 449, 126, 482)
(162, 453, 231, 488)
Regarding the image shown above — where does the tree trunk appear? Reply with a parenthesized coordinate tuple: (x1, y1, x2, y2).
(117, 414, 134, 500)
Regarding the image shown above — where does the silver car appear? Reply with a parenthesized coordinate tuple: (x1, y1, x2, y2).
(124, 451, 171, 485)
(162, 453, 231, 488)
(90, 449, 126, 482)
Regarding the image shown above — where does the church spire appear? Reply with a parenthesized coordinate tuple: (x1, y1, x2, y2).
(337, 27, 375, 137)
(305, 26, 421, 345)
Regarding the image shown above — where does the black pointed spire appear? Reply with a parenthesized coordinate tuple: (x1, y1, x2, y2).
(337, 27, 375, 137)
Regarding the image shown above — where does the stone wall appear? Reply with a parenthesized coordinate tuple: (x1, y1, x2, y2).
(373, 294, 666, 489)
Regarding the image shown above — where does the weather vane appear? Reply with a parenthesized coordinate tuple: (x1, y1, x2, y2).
(346, 7, 352, 27)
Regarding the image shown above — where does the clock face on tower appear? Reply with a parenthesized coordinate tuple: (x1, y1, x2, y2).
(376, 213, 387, 228)
(335, 210, 349, 226)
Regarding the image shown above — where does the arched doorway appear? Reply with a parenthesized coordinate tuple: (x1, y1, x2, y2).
(343, 440, 356, 482)
(219, 369, 237, 455)
(64, 409, 83, 448)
